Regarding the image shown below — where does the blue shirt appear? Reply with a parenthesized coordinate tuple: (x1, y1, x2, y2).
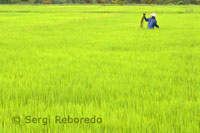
(144, 17, 159, 29)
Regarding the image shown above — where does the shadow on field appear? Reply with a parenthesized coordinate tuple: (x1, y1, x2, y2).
(107, 46, 135, 52)
(82, 10, 197, 14)
(0, 10, 55, 13)
(0, 10, 198, 14)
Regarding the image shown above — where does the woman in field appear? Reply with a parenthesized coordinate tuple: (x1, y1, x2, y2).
(143, 13, 159, 29)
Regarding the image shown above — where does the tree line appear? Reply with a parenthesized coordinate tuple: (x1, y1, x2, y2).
(0, 0, 199, 4)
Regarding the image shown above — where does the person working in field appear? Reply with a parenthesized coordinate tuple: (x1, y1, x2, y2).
(143, 13, 159, 29)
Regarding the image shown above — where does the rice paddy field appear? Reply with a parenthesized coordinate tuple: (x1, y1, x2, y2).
(0, 5, 200, 133)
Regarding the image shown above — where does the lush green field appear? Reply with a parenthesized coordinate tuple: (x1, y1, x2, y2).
(0, 5, 200, 132)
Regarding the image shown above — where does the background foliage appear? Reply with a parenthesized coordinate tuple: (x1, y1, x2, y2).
(0, 0, 200, 4)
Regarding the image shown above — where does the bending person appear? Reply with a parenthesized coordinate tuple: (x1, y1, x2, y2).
(144, 13, 159, 29)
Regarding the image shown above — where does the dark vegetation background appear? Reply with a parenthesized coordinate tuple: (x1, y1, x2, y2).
(0, 0, 199, 5)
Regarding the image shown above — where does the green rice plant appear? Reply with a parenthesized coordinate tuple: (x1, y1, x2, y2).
(0, 5, 200, 133)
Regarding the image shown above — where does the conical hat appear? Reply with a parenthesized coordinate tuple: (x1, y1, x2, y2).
(150, 13, 157, 17)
